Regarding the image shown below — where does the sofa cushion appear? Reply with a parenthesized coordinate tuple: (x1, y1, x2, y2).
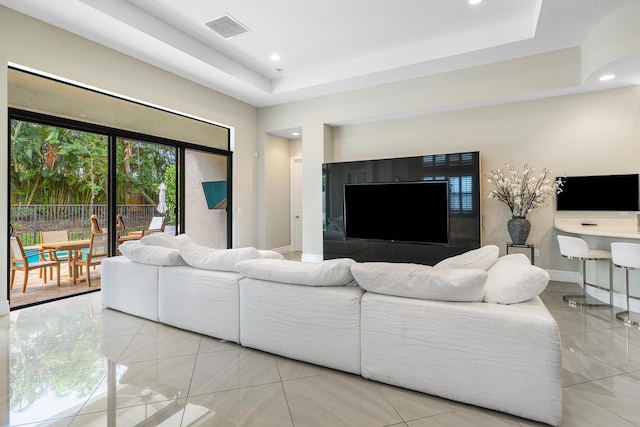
(351, 262, 487, 302)
(492, 253, 530, 265)
(484, 255, 549, 304)
(235, 258, 356, 286)
(118, 241, 184, 266)
(434, 245, 499, 270)
(140, 232, 179, 248)
(178, 240, 261, 272)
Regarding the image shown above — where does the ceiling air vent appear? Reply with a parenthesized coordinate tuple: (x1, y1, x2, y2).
(205, 14, 250, 39)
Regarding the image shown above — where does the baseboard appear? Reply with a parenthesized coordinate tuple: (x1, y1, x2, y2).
(301, 253, 323, 262)
(547, 269, 580, 284)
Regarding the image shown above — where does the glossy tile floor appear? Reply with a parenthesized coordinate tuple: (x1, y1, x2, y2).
(1, 280, 640, 426)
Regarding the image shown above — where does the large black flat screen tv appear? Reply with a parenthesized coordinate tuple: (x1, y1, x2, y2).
(343, 181, 449, 244)
(556, 173, 640, 211)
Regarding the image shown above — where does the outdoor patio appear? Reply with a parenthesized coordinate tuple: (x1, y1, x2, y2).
(9, 204, 155, 309)
(9, 261, 101, 308)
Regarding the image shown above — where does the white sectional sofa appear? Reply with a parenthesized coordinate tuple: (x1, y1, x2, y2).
(240, 278, 364, 374)
(101, 235, 562, 426)
(360, 294, 561, 424)
(160, 265, 243, 342)
(101, 256, 161, 321)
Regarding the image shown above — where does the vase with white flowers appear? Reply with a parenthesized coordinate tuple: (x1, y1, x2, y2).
(486, 164, 563, 245)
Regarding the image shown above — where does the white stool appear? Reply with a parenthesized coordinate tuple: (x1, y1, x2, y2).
(611, 242, 640, 326)
(557, 235, 612, 307)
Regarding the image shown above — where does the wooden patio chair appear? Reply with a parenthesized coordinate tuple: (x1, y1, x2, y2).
(75, 232, 108, 287)
(90, 214, 103, 234)
(40, 230, 70, 280)
(127, 216, 166, 238)
(115, 213, 126, 237)
(146, 216, 166, 233)
(10, 235, 60, 293)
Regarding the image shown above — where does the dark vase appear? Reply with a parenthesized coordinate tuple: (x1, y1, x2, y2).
(507, 216, 531, 245)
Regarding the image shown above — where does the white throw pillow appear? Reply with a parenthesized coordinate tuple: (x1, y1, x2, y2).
(258, 250, 285, 260)
(140, 232, 179, 248)
(235, 258, 356, 286)
(119, 242, 184, 266)
(484, 255, 549, 304)
(178, 240, 261, 272)
(434, 245, 499, 270)
(175, 233, 192, 242)
(351, 262, 487, 302)
(493, 253, 530, 265)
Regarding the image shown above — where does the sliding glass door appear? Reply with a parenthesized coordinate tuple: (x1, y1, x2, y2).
(10, 119, 110, 243)
(115, 138, 178, 236)
(8, 110, 231, 308)
(9, 118, 110, 307)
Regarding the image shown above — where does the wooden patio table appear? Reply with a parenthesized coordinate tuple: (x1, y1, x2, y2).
(36, 239, 90, 283)
(118, 234, 142, 243)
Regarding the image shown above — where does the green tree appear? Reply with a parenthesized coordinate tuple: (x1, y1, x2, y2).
(10, 120, 108, 205)
(163, 164, 177, 224)
(11, 121, 176, 207)
(116, 138, 176, 205)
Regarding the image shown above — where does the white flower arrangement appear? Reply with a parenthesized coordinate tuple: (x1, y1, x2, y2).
(486, 164, 563, 218)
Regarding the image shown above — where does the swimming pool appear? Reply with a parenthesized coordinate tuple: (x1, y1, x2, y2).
(18, 249, 70, 265)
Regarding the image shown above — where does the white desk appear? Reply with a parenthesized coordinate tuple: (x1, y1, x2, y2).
(554, 215, 640, 312)
(554, 217, 640, 240)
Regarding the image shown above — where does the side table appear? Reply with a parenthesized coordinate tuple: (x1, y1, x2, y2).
(506, 243, 535, 265)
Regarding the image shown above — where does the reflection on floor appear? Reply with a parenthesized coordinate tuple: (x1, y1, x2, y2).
(9, 263, 101, 309)
(2, 280, 640, 426)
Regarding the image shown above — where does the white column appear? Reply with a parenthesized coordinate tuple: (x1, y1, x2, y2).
(299, 122, 329, 262)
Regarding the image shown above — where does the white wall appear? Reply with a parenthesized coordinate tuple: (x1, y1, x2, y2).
(8, 69, 230, 150)
(290, 139, 302, 158)
(260, 75, 640, 268)
(261, 86, 640, 304)
(0, 6, 258, 314)
(258, 47, 586, 261)
(331, 87, 640, 270)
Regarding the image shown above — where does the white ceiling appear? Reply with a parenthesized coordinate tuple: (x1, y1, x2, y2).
(0, 0, 635, 109)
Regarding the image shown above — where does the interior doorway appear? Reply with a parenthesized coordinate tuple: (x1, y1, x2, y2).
(291, 158, 303, 252)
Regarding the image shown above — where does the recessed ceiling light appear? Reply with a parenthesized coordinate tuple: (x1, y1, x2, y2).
(291, 132, 300, 136)
(599, 74, 616, 81)
(468, 0, 482, 5)
(270, 54, 281, 61)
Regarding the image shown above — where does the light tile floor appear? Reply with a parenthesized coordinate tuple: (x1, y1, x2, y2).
(1, 280, 640, 426)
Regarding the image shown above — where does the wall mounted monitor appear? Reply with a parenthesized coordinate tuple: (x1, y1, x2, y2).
(201, 180, 227, 209)
(556, 173, 639, 211)
(343, 181, 449, 244)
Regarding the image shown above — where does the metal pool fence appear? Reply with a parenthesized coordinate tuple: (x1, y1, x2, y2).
(10, 204, 158, 245)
